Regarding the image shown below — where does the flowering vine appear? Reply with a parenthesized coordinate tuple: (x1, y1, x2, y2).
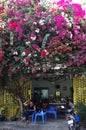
(0, 0, 86, 79)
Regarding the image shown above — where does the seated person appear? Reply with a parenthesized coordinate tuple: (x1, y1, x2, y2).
(23, 99, 30, 106)
(22, 100, 36, 123)
(41, 98, 49, 111)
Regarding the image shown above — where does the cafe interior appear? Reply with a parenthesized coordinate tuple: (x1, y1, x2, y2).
(32, 77, 73, 117)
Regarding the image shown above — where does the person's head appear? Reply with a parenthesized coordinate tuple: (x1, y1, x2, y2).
(29, 100, 33, 106)
(26, 99, 30, 104)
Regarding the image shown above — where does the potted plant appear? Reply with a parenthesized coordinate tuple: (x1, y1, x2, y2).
(0, 105, 8, 121)
(75, 102, 86, 127)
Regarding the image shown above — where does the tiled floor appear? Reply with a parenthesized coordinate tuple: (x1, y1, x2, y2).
(0, 119, 86, 130)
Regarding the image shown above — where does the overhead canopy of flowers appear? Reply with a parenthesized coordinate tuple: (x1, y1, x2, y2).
(0, 0, 86, 79)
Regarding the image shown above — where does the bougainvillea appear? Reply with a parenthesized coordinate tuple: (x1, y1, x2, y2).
(0, 0, 86, 79)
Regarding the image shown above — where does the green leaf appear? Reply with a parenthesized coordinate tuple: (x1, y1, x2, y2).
(0, 37, 2, 47)
(42, 34, 50, 49)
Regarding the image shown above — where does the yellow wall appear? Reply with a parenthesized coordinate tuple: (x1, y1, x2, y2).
(0, 80, 32, 118)
(73, 76, 86, 105)
(0, 89, 4, 107)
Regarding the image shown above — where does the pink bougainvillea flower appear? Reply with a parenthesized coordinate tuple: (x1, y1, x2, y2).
(24, 50, 29, 56)
(14, 56, 19, 62)
(0, 6, 4, 14)
(32, 44, 39, 49)
(62, 45, 67, 52)
(0, 48, 2, 51)
(0, 0, 86, 77)
(15, 11, 22, 17)
(82, 46, 86, 50)
(72, 3, 85, 19)
(9, 21, 19, 30)
(25, 63, 29, 67)
(0, 53, 4, 61)
(53, 15, 66, 29)
(24, 57, 30, 63)
(31, 34, 36, 41)
(34, 6, 41, 13)
(30, 26, 35, 30)
(2, 61, 7, 65)
(31, 69, 36, 74)
(74, 55, 79, 59)
(7, 9, 14, 15)
(74, 27, 79, 35)
(15, 26, 23, 33)
(79, 51, 83, 55)
(68, 61, 73, 66)
(77, 62, 81, 67)
(56, 0, 71, 9)
(0, 27, 3, 31)
(42, 25, 46, 30)
(81, 59, 85, 64)
(41, 50, 47, 57)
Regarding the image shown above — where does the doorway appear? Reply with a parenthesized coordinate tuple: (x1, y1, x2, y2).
(34, 87, 49, 100)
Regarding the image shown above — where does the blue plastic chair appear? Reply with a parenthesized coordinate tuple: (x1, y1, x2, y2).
(29, 112, 35, 122)
(34, 111, 46, 124)
(46, 106, 57, 119)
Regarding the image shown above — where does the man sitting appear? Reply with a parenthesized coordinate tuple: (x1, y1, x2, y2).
(22, 100, 36, 124)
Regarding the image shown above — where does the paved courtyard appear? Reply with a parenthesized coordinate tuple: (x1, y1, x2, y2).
(0, 119, 86, 130)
